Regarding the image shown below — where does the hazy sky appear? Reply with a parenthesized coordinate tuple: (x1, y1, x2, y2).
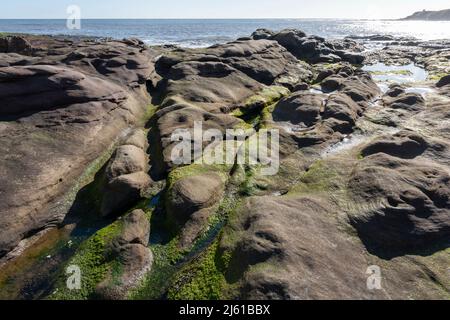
(1, 0, 449, 19)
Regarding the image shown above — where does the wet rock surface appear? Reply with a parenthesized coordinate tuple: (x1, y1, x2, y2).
(0, 30, 449, 300)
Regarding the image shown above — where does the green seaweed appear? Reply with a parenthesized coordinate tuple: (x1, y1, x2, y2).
(232, 86, 289, 129)
(369, 70, 413, 76)
(50, 218, 125, 300)
(167, 240, 227, 300)
(288, 160, 342, 195)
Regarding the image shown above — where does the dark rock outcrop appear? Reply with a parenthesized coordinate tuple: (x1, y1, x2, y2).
(261, 29, 365, 64)
(401, 9, 450, 21)
(0, 36, 33, 55)
(436, 74, 450, 87)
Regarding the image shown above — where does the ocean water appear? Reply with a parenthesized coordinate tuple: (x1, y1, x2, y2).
(1, 19, 450, 47)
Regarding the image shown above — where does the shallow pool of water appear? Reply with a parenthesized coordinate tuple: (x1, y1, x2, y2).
(363, 63, 428, 84)
(322, 134, 367, 157)
(405, 87, 436, 97)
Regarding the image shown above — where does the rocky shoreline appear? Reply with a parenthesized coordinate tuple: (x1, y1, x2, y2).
(401, 9, 450, 21)
(0, 29, 449, 300)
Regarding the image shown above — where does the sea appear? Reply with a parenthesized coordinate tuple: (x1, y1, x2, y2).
(1, 19, 450, 47)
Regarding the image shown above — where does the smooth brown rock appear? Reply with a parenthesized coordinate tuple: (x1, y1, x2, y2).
(348, 154, 450, 258)
(0, 36, 158, 257)
(101, 172, 152, 217)
(323, 93, 363, 133)
(222, 196, 385, 300)
(273, 92, 323, 127)
(168, 172, 225, 225)
(106, 145, 149, 180)
(124, 129, 148, 150)
(112, 209, 150, 248)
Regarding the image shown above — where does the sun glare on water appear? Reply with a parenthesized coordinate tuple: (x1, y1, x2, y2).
(363, 20, 450, 40)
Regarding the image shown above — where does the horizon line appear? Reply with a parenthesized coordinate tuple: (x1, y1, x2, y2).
(0, 17, 399, 21)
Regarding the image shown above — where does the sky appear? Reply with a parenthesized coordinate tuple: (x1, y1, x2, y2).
(1, 0, 449, 19)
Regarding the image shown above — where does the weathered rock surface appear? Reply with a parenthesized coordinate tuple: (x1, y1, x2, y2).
(101, 172, 152, 217)
(0, 35, 159, 257)
(167, 171, 226, 249)
(262, 29, 365, 64)
(221, 196, 385, 299)
(106, 145, 149, 181)
(0, 36, 33, 55)
(95, 209, 153, 299)
(349, 153, 450, 257)
(1, 29, 450, 301)
(273, 92, 323, 127)
(149, 37, 313, 176)
(168, 172, 225, 223)
(321, 71, 380, 103)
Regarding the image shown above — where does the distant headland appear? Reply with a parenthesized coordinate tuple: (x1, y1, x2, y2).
(401, 9, 450, 21)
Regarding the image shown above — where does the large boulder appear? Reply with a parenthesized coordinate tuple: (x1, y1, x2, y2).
(322, 93, 363, 133)
(272, 92, 324, 127)
(112, 209, 150, 248)
(0, 36, 159, 257)
(269, 29, 365, 64)
(321, 71, 380, 103)
(101, 172, 152, 217)
(0, 36, 33, 55)
(348, 154, 450, 257)
(106, 145, 149, 180)
(251, 29, 275, 40)
(123, 129, 149, 150)
(221, 196, 386, 299)
(168, 172, 225, 225)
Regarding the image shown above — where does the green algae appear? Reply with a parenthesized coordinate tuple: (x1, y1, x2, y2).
(288, 160, 342, 195)
(369, 70, 413, 76)
(50, 219, 123, 300)
(167, 240, 227, 300)
(232, 86, 289, 129)
(243, 85, 289, 109)
(131, 171, 244, 300)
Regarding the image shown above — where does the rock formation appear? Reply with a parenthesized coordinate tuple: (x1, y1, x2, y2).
(402, 9, 450, 21)
(0, 30, 449, 300)
(0, 35, 159, 259)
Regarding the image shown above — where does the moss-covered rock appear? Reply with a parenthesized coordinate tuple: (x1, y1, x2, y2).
(51, 209, 152, 300)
